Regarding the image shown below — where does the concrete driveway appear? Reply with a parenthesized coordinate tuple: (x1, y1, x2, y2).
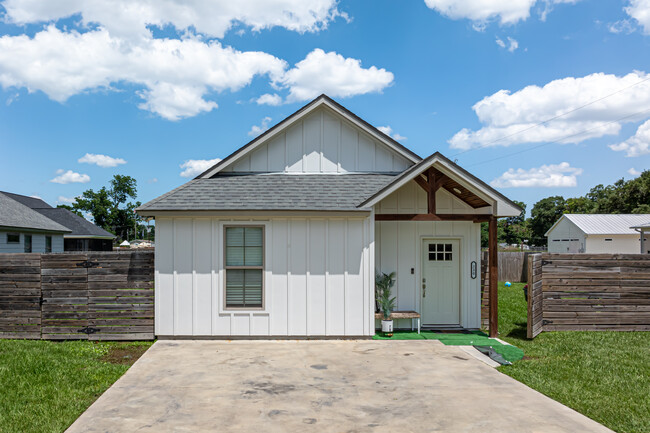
(67, 340, 611, 433)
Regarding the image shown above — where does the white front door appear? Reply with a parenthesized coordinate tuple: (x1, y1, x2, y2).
(421, 239, 460, 325)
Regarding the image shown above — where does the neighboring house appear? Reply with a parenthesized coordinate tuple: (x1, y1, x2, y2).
(1, 192, 115, 251)
(137, 95, 521, 338)
(0, 192, 69, 253)
(630, 222, 650, 254)
(545, 214, 650, 254)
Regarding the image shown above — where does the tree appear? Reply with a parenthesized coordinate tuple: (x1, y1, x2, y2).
(530, 196, 566, 246)
(65, 175, 142, 242)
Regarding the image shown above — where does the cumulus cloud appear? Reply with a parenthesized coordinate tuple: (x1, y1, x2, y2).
(423, 0, 578, 27)
(256, 93, 283, 106)
(78, 153, 126, 167)
(490, 162, 582, 188)
(608, 19, 636, 34)
(179, 158, 222, 178)
(496, 36, 518, 52)
(57, 196, 77, 204)
(628, 168, 642, 176)
(277, 49, 394, 103)
(50, 169, 90, 184)
(377, 126, 407, 141)
(0, 26, 287, 120)
(2, 0, 345, 41)
(248, 117, 272, 136)
(625, 0, 650, 34)
(610, 119, 650, 157)
(449, 72, 650, 150)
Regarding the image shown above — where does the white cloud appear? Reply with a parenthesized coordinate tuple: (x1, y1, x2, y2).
(625, 0, 650, 34)
(496, 36, 519, 51)
(248, 117, 272, 137)
(276, 49, 394, 103)
(256, 93, 283, 106)
(628, 168, 642, 176)
(57, 195, 77, 204)
(610, 119, 650, 157)
(377, 125, 407, 141)
(78, 153, 126, 167)
(2, 0, 345, 41)
(449, 72, 650, 150)
(50, 169, 91, 184)
(491, 162, 582, 188)
(0, 26, 287, 120)
(608, 19, 636, 34)
(179, 158, 222, 178)
(423, 0, 578, 27)
(147, 178, 158, 183)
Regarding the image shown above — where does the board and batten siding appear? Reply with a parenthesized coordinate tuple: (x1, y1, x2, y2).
(0, 231, 63, 253)
(222, 108, 412, 174)
(374, 180, 485, 329)
(155, 215, 374, 337)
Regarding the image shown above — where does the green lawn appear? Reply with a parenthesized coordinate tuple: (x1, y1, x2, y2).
(497, 282, 650, 433)
(0, 340, 152, 433)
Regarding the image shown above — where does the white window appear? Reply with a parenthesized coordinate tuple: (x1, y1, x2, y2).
(224, 226, 264, 309)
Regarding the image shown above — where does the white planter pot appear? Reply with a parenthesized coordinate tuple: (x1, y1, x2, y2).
(381, 320, 393, 333)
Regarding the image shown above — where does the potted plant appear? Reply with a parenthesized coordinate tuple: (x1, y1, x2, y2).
(376, 272, 396, 333)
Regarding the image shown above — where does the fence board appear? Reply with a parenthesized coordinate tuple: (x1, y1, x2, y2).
(527, 254, 544, 338)
(528, 253, 650, 338)
(0, 254, 41, 339)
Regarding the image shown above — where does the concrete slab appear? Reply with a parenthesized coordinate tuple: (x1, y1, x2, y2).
(67, 340, 612, 433)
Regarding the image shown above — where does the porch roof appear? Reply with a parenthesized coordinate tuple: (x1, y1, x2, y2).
(359, 152, 522, 218)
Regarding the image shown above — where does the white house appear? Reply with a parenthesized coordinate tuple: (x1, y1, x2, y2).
(545, 214, 650, 254)
(137, 95, 521, 338)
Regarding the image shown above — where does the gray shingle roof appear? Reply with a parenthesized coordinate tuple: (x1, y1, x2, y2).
(33, 208, 115, 238)
(0, 191, 52, 209)
(0, 193, 70, 233)
(137, 174, 397, 212)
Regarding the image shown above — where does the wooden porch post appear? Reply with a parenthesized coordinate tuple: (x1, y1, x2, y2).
(489, 215, 498, 337)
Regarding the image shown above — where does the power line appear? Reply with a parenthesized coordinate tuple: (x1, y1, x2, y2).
(451, 74, 650, 157)
(465, 106, 650, 168)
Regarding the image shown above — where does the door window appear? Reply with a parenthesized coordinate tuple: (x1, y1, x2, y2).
(428, 243, 453, 261)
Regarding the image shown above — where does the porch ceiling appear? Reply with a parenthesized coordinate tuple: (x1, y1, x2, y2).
(417, 168, 490, 209)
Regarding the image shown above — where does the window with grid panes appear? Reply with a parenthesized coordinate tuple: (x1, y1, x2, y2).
(224, 226, 263, 308)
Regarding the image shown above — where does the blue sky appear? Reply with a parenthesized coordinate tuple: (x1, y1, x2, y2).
(0, 0, 649, 214)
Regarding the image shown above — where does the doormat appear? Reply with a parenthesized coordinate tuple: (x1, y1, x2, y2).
(373, 330, 524, 363)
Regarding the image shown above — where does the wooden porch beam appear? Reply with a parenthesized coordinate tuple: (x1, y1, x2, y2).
(488, 215, 498, 338)
(413, 174, 430, 193)
(427, 167, 436, 214)
(375, 214, 491, 223)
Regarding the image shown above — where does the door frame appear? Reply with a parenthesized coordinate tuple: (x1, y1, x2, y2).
(419, 236, 462, 326)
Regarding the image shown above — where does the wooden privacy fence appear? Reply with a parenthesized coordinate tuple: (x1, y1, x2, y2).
(527, 253, 650, 338)
(0, 251, 154, 340)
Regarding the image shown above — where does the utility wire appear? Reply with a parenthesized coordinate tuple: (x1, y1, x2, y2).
(451, 75, 650, 158)
(465, 106, 650, 168)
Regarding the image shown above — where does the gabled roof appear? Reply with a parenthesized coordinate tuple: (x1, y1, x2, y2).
(0, 191, 52, 209)
(137, 174, 396, 214)
(546, 214, 650, 236)
(0, 193, 70, 233)
(359, 152, 523, 217)
(196, 94, 422, 178)
(33, 208, 115, 239)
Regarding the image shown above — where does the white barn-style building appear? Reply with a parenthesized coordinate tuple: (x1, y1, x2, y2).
(545, 214, 650, 254)
(137, 95, 521, 338)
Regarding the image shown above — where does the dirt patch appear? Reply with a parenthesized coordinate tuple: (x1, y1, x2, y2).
(102, 345, 149, 366)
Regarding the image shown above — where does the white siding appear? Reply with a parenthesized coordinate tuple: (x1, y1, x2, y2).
(155, 215, 373, 337)
(0, 231, 64, 253)
(585, 234, 643, 254)
(223, 108, 412, 174)
(547, 218, 586, 253)
(374, 181, 483, 329)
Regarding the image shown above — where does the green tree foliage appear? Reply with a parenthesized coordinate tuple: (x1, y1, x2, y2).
(530, 196, 566, 246)
(60, 175, 143, 242)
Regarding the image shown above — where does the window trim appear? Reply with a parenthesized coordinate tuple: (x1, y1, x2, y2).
(6, 233, 20, 244)
(223, 224, 265, 311)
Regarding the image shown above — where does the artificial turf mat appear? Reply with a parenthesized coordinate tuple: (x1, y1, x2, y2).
(373, 330, 524, 363)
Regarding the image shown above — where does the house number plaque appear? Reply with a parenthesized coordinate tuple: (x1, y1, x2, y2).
(471, 261, 477, 279)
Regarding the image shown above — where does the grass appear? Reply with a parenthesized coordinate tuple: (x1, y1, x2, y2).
(0, 339, 152, 433)
(497, 282, 650, 433)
